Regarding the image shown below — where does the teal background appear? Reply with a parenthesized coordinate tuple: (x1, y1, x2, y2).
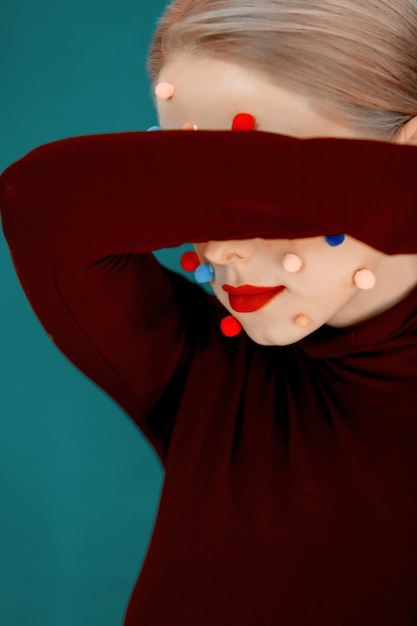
(0, 1, 190, 625)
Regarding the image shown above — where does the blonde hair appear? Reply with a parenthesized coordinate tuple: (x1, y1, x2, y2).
(148, 0, 417, 139)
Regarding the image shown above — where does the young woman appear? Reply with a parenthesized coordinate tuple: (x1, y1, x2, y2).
(2, 1, 417, 624)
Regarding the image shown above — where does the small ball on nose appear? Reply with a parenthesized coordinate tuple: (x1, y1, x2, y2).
(194, 263, 215, 284)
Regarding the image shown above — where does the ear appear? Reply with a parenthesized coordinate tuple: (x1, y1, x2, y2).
(396, 116, 417, 145)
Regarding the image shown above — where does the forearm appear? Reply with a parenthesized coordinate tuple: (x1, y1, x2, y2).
(2, 130, 417, 264)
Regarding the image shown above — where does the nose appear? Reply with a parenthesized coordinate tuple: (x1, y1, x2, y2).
(202, 240, 256, 265)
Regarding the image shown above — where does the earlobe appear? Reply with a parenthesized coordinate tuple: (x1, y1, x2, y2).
(396, 116, 417, 145)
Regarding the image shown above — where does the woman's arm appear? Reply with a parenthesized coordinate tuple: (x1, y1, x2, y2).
(0, 133, 227, 463)
(1, 130, 416, 460)
(3, 130, 416, 255)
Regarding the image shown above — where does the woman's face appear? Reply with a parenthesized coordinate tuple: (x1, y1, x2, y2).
(155, 55, 407, 345)
(194, 237, 385, 346)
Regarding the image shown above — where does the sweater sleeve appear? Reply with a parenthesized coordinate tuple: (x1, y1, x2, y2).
(1, 130, 416, 461)
(0, 132, 232, 464)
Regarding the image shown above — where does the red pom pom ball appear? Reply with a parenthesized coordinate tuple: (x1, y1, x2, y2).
(231, 113, 256, 131)
(180, 251, 200, 272)
(220, 316, 243, 337)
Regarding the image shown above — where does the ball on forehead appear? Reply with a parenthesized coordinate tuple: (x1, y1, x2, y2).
(155, 82, 175, 100)
(232, 113, 256, 131)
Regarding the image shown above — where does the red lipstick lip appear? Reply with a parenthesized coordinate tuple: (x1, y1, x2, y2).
(222, 284, 285, 313)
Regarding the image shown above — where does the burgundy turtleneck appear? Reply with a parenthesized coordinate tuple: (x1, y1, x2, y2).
(1, 131, 417, 625)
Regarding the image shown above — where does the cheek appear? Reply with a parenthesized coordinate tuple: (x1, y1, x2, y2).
(211, 280, 226, 300)
(193, 243, 206, 263)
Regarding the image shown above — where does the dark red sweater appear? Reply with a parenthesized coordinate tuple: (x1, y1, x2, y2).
(1, 131, 417, 625)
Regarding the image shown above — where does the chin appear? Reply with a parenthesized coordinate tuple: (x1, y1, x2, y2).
(244, 324, 315, 347)
(244, 329, 295, 347)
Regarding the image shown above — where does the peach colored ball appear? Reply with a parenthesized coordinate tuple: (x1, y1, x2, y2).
(182, 123, 198, 131)
(283, 253, 303, 273)
(353, 269, 376, 290)
(155, 82, 175, 100)
(295, 314, 310, 328)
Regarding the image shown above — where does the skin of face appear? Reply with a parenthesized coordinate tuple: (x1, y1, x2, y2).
(156, 55, 417, 346)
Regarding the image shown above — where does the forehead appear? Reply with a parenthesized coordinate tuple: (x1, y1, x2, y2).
(155, 55, 360, 138)
(156, 56, 310, 130)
